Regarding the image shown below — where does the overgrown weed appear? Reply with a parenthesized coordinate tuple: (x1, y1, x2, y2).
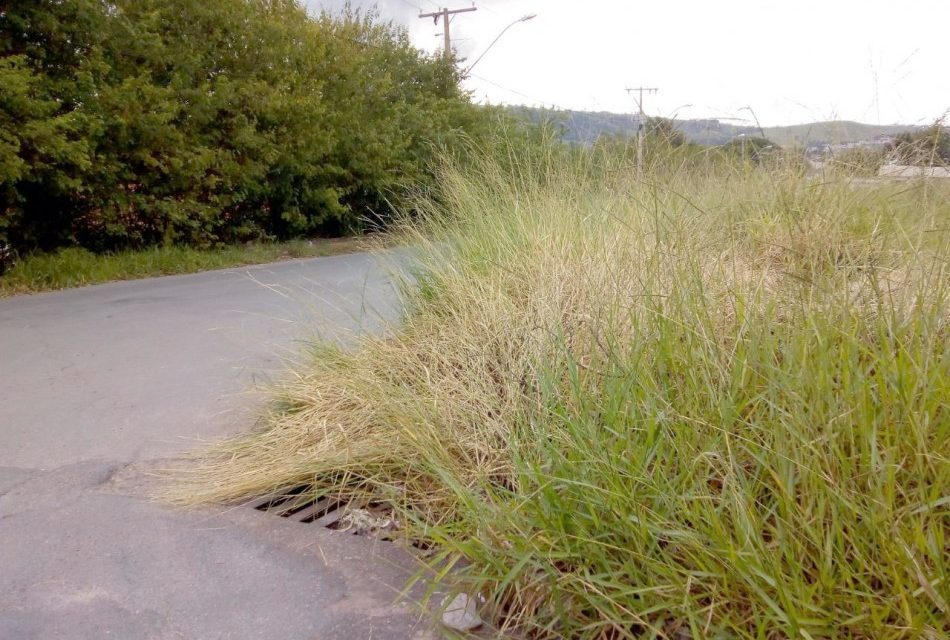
(169, 143, 949, 639)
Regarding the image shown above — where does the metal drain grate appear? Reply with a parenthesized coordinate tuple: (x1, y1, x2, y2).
(250, 488, 404, 541)
(249, 487, 347, 527)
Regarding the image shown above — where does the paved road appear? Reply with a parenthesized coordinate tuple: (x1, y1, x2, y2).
(0, 254, 437, 639)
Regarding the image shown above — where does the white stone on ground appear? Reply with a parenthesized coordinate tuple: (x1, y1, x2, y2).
(441, 592, 482, 632)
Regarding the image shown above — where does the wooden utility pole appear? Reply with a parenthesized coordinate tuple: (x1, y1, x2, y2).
(625, 86, 658, 177)
(419, 5, 477, 60)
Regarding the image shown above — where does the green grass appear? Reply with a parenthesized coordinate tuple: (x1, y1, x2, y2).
(0, 236, 368, 296)
(170, 145, 949, 639)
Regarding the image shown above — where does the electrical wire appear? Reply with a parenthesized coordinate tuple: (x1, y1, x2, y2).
(395, 0, 424, 12)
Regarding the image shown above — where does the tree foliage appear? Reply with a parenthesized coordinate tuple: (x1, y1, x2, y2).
(0, 0, 494, 253)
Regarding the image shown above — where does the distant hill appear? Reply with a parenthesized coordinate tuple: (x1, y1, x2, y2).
(513, 107, 919, 148)
(542, 110, 755, 145)
(757, 121, 918, 147)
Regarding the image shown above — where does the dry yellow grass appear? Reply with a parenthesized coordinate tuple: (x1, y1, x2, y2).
(168, 145, 949, 639)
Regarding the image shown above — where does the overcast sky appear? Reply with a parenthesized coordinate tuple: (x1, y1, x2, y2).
(307, 0, 949, 127)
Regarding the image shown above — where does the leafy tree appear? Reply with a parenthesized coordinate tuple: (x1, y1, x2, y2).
(0, 0, 497, 255)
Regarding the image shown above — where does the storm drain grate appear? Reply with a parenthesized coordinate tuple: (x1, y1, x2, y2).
(250, 487, 403, 541)
(250, 490, 462, 625)
(249, 486, 348, 527)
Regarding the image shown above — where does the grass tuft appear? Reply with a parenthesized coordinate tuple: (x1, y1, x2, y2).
(169, 145, 949, 639)
(0, 237, 367, 296)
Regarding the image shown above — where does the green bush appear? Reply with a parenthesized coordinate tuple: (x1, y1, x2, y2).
(891, 122, 950, 166)
(827, 147, 887, 177)
(0, 0, 497, 254)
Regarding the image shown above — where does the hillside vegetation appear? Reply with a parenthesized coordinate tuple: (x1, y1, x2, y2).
(519, 107, 919, 147)
(760, 120, 919, 147)
(0, 0, 495, 256)
(172, 143, 950, 639)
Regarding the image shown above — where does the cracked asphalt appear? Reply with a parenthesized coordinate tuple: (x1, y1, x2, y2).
(0, 253, 439, 640)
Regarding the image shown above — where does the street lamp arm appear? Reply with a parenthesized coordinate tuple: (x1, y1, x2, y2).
(464, 14, 536, 75)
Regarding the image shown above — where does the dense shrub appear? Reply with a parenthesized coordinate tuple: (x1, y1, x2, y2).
(827, 147, 887, 177)
(0, 0, 494, 253)
(890, 121, 950, 166)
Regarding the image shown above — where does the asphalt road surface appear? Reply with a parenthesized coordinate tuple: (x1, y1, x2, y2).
(0, 253, 440, 639)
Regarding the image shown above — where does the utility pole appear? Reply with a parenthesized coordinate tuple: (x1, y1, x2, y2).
(419, 5, 478, 60)
(625, 86, 658, 177)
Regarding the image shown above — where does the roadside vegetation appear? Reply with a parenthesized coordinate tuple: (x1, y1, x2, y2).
(824, 120, 950, 178)
(0, 236, 366, 296)
(170, 139, 950, 639)
(1, 0, 503, 272)
(6, 2, 946, 636)
(891, 122, 950, 167)
(825, 147, 888, 177)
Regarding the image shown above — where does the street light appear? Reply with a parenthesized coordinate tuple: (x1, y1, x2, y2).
(464, 14, 536, 74)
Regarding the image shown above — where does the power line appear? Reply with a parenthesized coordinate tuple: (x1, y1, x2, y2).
(476, 0, 500, 15)
(397, 0, 442, 14)
(396, 0, 424, 11)
(469, 75, 699, 146)
(470, 74, 624, 122)
(469, 73, 557, 107)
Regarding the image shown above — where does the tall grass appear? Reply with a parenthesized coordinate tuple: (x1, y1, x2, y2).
(170, 143, 949, 639)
